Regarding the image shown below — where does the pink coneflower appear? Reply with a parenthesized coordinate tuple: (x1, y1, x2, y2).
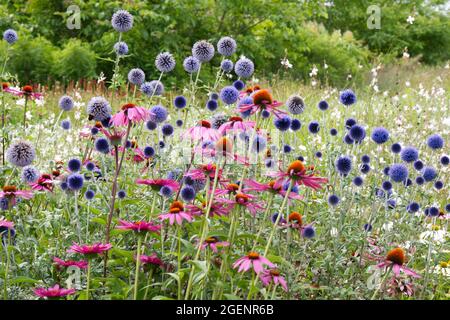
(33, 284, 76, 299)
(53, 257, 88, 270)
(184, 164, 227, 184)
(218, 116, 255, 135)
(30, 174, 53, 192)
(233, 252, 274, 274)
(268, 160, 328, 191)
(259, 268, 288, 292)
(237, 89, 285, 118)
(195, 137, 248, 165)
(185, 201, 231, 218)
(100, 127, 127, 146)
(116, 220, 161, 234)
(110, 103, 151, 127)
(0, 185, 33, 207)
(6, 85, 43, 100)
(136, 178, 180, 192)
(220, 193, 264, 216)
(159, 201, 193, 225)
(243, 179, 303, 200)
(68, 243, 112, 257)
(139, 253, 163, 267)
(183, 120, 221, 142)
(200, 236, 229, 253)
(0, 218, 14, 229)
(376, 248, 421, 278)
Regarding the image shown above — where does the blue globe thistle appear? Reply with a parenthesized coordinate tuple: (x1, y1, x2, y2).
(345, 118, 357, 129)
(161, 124, 174, 136)
(382, 181, 392, 191)
(87, 97, 112, 121)
(389, 163, 409, 182)
(111, 9, 133, 32)
(261, 110, 270, 118)
(445, 204, 450, 213)
(297, 156, 305, 162)
(146, 120, 157, 131)
(167, 169, 183, 181)
(149, 105, 168, 123)
(422, 166, 437, 182)
(371, 127, 389, 144)
(328, 194, 340, 206)
(192, 40, 215, 62)
(271, 213, 286, 225)
(274, 116, 291, 132)
(174, 95, 187, 109)
(159, 141, 165, 149)
(364, 223, 373, 232)
(85, 190, 95, 200)
(0, 198, 9, 211)
(407, 202, 420, 213)
(413, 160, 424, 171)
(286, 95, 305, 115)
(206, 99, 218, 111)
(155, 52, 176, 73)
(61, 119, 71, 130)
(6, 141, 35, 167)
(209, 92, 219, 100)
(233, 80, 245, 91)
(68, 158, 82, 173)
(21, 165, 40, 183)
(143, 146, 155, 158)
(440, 155, 449, 166)
(283, 182, 298, 193)
(234, 57, 254, 78)
(400, 147, 419, 163)
(428, 206, 440, 217)
(217, 36, 237, 56)
(128, 68, 145, 85)
(3, 29, 18, 44)
(335, 156, 352, 175)
(349, 124, 366, 142)
(219, 86, 239, 105)
(117, 190, 126, 199)
(94, 137, 110, 154)
(360, 163, 371, 174)
(353, 176, 364, 186)
(251, 136, 267, 153)
(265, 158, 275, 168)
(141, 80, 164, 96)
(67, 173, 84, 191)
(191, 179, 206, 192)
(183, 56, 200, 73)
(427, 134, 444, 150)
(330, 128, 338, 136)
(290, 119, 301, 131)
(181, 186, 196, 202)
(415, 176, 425, 185)
(220, 59, 234, 73)
(387, 199, 396, 209)
(91, 127, 99, 135)
(125, 140, 132, 149)
(60, 182, 69, 191)
(58, 95, 74, 111)
(318, 100, 329, 111)
(391, 143, 402, 154)
(383, 166, 390, 176)
(302, 225, 315, 239)
(176, 119, 183, 127)
(434, 180, 444, 190)
(339, 89, 357, 106)
(361, 155, 370, 164)
(283, 144, 292, 153)
(159, 185, 173, 198)
(114, 41, 128, 56)
(308, 121, 320, 134)
(315, 151, 322, 158)
(86, 162, 95, 171)
(343, 134, 354, 145)
(101, 117, 111, 128)
(403, 178, 413, 187)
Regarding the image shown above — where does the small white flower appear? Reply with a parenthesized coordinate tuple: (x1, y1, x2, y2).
(406, 15, 415, 24)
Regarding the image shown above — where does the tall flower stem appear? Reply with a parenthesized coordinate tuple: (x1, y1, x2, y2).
(251, 193, 274, 250)
(23, 97, 29, 129)
(74, 191, 81, 243)
(85, 260, 91, 300)
(177, 226, 182, 300)
(370, 267, 391, 300)
(133, 236, 142, 300)
(2, 231, 11, 300)
(1, 46, 11, 165)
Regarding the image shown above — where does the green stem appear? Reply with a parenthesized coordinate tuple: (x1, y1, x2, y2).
(133, 236, 142, 300)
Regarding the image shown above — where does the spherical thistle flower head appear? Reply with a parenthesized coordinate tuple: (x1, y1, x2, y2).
(86, 162, 95, 171)
(94, 137, 110, 154)
(206, 99, 218, 111)
(174, 96, 187, 109)
(317, 100, 329, 111)
(349, 124, 366, 142)
(415, 176, 425, 185)
(68, 158, 82, 173)
(67, 173, 84, 191)
(265, 158, 275, 168)
(261, 110, 270, 119)
(0, 198, 9, 211)
(283, 144, 292, 153)
(389, 163, 409, 182)
(407, 202, 420, 213)
(146, 120, 157, 131)
(117, 190, 126, 199)
(383, 166, 390, 176)
(335, 156, 352, 175)
(438, 155, 449, 166)
(161, 123, 174, 137)
(422, 166, 437, 182)
(21, 165, 40, 184)
(181, 186, 196, 202)
(61, 119, 71, 130)
(234, 57, 254, 78)
(128, 68, 145, 85)
(390, 143, 402, 154)
(446, 203, 450, 213)
(176, 119, 183, 127)
(360, 163, 371, 174)
(364, 223, 372, 232)
(87, 97, 112, 122)
(286, 95, 305, 115)
(85, 190, 95, 200)
(159, 185, 173, 198)
(114, 41, 128, 56)
(155, 52, 176, 73)
(274, 116, 291, 132)
(400, 147, 419, 163)
(353, 176, 364, 187)
(209, 92, 219, 101)
(308, 121, 320, 134)
(387, 199, 396, 209)
(111, 9, 133, 32)
(3, 29, 18, 45)
(302, 225, 315, 239)
(427, 206, 440, 217)
(141, 80, 164, 96)
(328, 194, 340, 206)
(251, 135, 267, 153)
(290, 119, 301, 131)
(413, 160, 424, 171)
(371, 127, 390, 144)
(233, 80, 245, 91)
(339, 89, 357, 106)
(192, 40, 215, 62)
(60, 182, 68, 191)
(149, 105, 168, 123)
(427, 134, 444, 150)
(143, 146, 155, 158)
(217, 36, 237, 56)
(220, 86, 239, 105)
(6, 141, 35, 167)
(101, 117, 111, 128)
(361, 155, 370, 164)
(330, 128, 338, 136)
(58, 95, 74, 111)
(344, 134, 355, 145)
(220, 59, 234, 73)
(434, 180, 444, 190)
(382, 180, 392, 191)
(297, 156, 305, 162)
(183, 56, 201, 73)
(315, 151, 322, 158)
